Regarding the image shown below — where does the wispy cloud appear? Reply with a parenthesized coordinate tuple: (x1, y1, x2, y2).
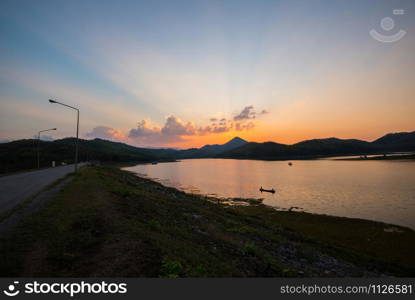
(233, 105, 269, 121)
(234, 105, 256, 121)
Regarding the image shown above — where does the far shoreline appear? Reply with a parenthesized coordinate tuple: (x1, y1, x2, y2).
(119, 152, 415, 167)
(333, 153, 415, 161)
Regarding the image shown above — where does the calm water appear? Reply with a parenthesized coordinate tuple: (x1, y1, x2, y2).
(124, 159, 415, 229)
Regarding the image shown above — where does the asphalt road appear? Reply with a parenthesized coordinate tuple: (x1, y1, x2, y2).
(0, 164, 85, 215)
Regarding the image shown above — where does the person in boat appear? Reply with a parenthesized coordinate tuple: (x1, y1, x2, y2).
(260, 186, 275, 193)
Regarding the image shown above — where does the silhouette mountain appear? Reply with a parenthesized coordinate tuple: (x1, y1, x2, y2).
(170, 137, 248, 159)
(0, 138, 158, 174)
(200, 137, 247, 153)
(372, 131, 415, 151)
(219, 132, 415, 160)
(1, 131, 414, 173)
(291, 138, 376, 156)
(218, 142, 290, 159)
(0, 137, 246, 173)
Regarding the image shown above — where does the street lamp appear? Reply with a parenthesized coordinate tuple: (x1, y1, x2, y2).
(37, 128, 57, 169)
(49, 99, 80, 172)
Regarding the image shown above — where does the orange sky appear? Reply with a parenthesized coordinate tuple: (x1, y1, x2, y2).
(1, 1, 414, 148)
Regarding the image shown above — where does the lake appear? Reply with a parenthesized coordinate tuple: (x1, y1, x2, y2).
(124, 158, 415, 229)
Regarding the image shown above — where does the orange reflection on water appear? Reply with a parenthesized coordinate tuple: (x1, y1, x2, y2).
(125, 158, 415, 229)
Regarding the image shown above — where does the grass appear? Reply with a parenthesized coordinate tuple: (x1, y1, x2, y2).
(0, 166, 414, 277)
(233, 206, 415, 275)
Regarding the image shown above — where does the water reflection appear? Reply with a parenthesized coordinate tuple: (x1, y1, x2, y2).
(124, 159, 415, 229)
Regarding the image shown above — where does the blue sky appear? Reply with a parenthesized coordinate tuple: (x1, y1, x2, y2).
(1, 0, 414, 147)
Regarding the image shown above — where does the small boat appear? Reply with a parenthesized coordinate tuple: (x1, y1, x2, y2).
(151, 161, 158, 165)
(288, 162, 293, 166)
(260, 186, 276, 194)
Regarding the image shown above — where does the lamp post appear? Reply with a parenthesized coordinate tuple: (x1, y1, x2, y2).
(37, 128, 57, 169)
(49, 99, 80, 172)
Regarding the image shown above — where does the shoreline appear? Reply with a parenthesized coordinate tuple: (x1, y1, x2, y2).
(124, 164, 414, 231)
(129, 169, 413, 231)
(2, 153, 413, 177)
(333, 153, 415, 161)
(1, 166, 414, 277)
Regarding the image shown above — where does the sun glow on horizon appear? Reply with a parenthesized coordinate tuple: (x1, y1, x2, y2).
(1, 0, 414, 147)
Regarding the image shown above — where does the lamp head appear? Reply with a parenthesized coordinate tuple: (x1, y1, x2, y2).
(49, 99, 57, 103)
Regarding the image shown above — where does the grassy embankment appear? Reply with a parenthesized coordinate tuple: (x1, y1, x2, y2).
(0, 166, 414, 277)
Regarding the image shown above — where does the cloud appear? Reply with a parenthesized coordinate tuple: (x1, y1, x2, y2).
(128, 112, 257, 146)
(198, 123, 232, 135)
(88, 106, 268, 147)
(128, 116, 196, 146)
(128, 120, 172, 145)
(128, 120, 159, 138)
(200, 105, 268, 135)
(85, 126, 125, 141)
(234, 105, 256, 121)
(199, 117, 233, 135)
(235, 122, 255, 131)
(32, 135, 54, 141)
(161, 116, 196, 136)
(199, 114, 259, 135)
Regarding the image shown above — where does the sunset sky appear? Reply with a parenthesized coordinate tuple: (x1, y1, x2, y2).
(1, 0, 414, 148)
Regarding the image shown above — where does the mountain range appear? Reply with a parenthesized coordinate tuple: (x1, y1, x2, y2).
(219, 132, 415, 160)
(1, 131, 414, 173)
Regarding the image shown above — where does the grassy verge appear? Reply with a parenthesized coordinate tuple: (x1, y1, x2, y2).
(0, 166, 414, 277)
